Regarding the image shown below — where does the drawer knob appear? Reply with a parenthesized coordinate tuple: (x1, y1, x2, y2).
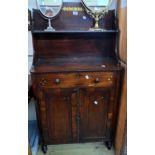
(85, 75, 89, 79)
(55, 78, 60, 84)
(94, 77, 100, 83)
(94, 101, 98, 105)
(108, 77, 112, 81)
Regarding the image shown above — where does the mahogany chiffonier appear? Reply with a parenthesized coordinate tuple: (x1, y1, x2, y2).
(31, 3, 123, 154)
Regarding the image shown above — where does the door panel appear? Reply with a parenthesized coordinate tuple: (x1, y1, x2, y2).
(44, 88, 78, 144)
(79, 88, 110, 142)
(40, 87, 112, 144)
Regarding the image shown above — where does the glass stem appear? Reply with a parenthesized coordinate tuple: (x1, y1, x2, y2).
(48, 19, 52, 28)
(94, 15, 99, 29)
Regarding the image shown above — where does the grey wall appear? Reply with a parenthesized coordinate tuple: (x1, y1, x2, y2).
(28, 0, 117, 11)
(28, 99, 37, 120)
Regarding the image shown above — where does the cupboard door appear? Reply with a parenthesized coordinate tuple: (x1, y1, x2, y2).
(44, 88, 78, 144)
(79, 88, 110, 142)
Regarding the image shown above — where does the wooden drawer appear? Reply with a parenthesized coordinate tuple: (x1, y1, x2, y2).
(35, 72, 114, 88)
(78, 72, 114, 88)
(37, 73, 79, 88)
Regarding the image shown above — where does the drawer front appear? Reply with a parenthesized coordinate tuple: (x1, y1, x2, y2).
(37, 73, 79, 88)
(78, 72, 114, 88)
(35, 72, 114, 88)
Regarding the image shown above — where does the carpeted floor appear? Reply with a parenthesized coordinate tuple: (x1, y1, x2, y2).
(37, 142, 114, 155)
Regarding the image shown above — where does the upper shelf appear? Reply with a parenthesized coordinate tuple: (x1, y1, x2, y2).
(32, 30, 118, 34)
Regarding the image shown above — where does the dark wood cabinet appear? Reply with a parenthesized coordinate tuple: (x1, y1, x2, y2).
(32, 71, 122, 151)
(31, 3, 123, 153)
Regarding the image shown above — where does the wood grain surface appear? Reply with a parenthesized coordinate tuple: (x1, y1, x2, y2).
(114, 0, 127, 154)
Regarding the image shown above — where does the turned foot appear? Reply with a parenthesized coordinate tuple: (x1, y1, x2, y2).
(42, 144, 47, 154)
(105, 141, 112, 150)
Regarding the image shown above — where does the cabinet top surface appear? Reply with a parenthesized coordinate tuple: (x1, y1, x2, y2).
(31, 57, 122, 73)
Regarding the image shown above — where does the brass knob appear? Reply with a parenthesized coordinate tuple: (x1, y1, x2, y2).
(108, 77, 111, 81)
(55, 78, 60, 84)
(94, 77, 100, 83)
(85, 75, 89, 79)
(94, 101, 98, 105)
